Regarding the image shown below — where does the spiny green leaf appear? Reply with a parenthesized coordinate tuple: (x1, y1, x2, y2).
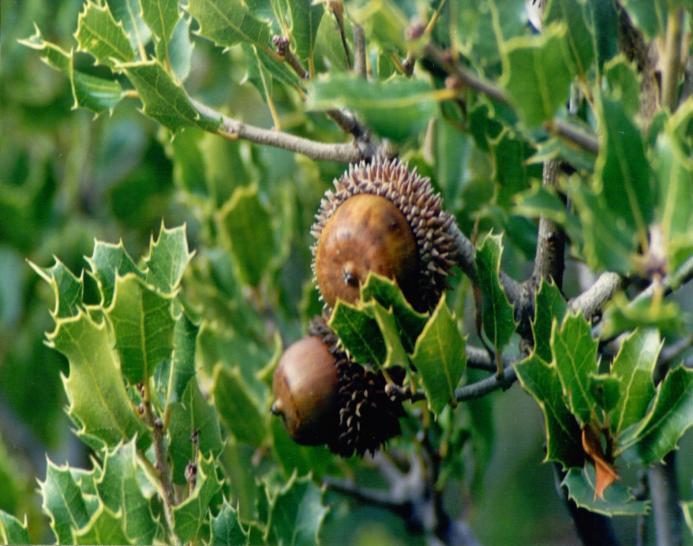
(655, 103, 693, 273)
(370, 301, 409, 368)
(531, 279, 567, 363)
(562, 466, 650, 516)
(95, 441, 157, 544)
(172, 456, 223, 543)
(144, 223, 194, 294)
(32, 258, 84, 319)
(328, 300, 386, 366)
(411, 297, 466, 416)
(48, 311, 149, 449)
(551, 313, 599, 427)
(122, 60, 220, 132)
(169, 379, 223, 485)
(619, 366, 693, 464)
(106, 0, 152, 53)
(106, 273, 176, 383)
(288, 0, 323, 63)
(75, 2, 135, 68)
(570, 184, 636, 274)
(682, 500, 693, 536)
(212, 501, 248, 546)
(308, 76, 438, 142)
(604, 56, 640, 118)
(86, 240, 142, 307)
(72, 503, 130, 545)
(513, 184, 582, 244)
(501, 24, 575, 127)
(165, 313, 198, 404)
(456, 0, 527, 67)
(212, 365, 266, 447)
(0, 510, 29, 545)
(169, 15, 194, 82)
(490, 130, 538, 208)
(40, 461, 91, 544)
(187, 0, 272, 53)
(545, 0, 595, 76)
(140, 0, 180, 57)
(271, 418, 331, 479)
(516, 355, 583, 468)
(610, 329, 660, 434)
(360, 273, 427, 353)
(587, 0, 619, 70)
(475, 233, 515, 353)
(595, 96, 653, 235)
(19, 28, 123, 113)
(589, 373, 621, 414)
(266, 474, 329, 546)
(218, 184, 275, 288)
(600, 293, 683, 340)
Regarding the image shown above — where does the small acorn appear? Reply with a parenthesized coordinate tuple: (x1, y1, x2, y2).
(312, 157, 458, 311)
(272, 317, 404, 457)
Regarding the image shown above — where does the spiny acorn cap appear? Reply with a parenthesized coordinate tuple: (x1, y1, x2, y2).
(308, 317, 405, 458)
(311, 157, 459, 311)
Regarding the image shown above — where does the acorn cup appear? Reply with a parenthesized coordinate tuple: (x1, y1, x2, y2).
(271, 317, 405, 457)
(312, 157, 459, 312)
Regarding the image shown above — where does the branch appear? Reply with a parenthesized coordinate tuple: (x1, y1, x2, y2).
(532, 159, 566, 286)
(649, 452, 683, 546)
(569, 272, 623, 321)
(191, 99, 366, 163)
(423, 45, 600, 155)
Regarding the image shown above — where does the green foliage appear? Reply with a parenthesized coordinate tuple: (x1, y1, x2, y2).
(3, 0, 691, 543)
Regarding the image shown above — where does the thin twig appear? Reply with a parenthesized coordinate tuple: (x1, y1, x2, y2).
(191, 99, 365, 163)
(272, 35, 309, 80)
(269, 34, 373, 150)
(424, 45, 510, 104)
(353, 23, 367, 79)
(661, 8, 685, 110)
(546, 119, 600, 155)
(141, 381, 178, 544)
(409, 365, 517, 403)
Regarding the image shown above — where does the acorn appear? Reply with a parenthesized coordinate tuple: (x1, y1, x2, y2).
(312, 157, 459, 312)
(272, 317, 404, 457)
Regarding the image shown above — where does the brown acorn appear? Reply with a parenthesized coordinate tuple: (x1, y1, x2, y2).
(312, 157, 459, 312)
(271, 334, 339, 445)
(271, 317, 404, 457)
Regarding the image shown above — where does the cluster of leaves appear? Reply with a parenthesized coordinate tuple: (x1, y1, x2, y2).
(0, 226, 329, 545)
(4, 0, 692, 543)
(518, 280, 692, 515)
